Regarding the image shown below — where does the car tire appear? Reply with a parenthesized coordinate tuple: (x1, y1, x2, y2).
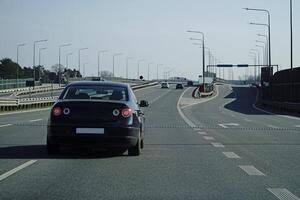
(128, 135, 141, 156)
(47, 138, 60, 154)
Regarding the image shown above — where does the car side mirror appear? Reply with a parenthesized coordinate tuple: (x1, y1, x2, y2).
(139, 100, 149, 107)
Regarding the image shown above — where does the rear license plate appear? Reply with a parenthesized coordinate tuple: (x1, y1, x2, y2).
(76, 128, 104, 134)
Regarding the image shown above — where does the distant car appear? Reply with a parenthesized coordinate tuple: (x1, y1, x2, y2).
(187, 81, 193, 86)
(161, 82, 169, 88)
(47, 81, 149, 156)
(176, 83, 184, 89)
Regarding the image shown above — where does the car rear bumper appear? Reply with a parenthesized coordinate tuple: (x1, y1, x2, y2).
(47, 126, 139, 148)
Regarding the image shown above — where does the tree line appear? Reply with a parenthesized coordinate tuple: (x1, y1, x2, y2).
(0, 57, 81, 83)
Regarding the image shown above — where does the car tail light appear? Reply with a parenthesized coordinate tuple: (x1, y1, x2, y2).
(52, 107, 62, 116)
(121, 108, 132, 118)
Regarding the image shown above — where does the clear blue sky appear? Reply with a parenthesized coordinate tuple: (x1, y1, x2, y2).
(0, 0, 299, 80)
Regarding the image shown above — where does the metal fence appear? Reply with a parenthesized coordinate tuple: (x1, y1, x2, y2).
(262, 67, 300, 103)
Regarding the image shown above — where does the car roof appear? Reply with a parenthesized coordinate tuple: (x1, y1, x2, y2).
(66, 81, 129, 88)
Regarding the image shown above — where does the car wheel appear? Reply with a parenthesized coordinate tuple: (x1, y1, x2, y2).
(47, 138, 60, 154)
(128, 135, 141, 156)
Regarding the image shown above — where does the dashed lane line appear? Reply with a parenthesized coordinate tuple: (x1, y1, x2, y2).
(267, 188, 300, 200)
(29, 119, 43, 122)
(244, 118, 252, 122)
(0, 124, 12, 128)
(211, 142, 225, 148)
(197, 131, 207, 135)
(0, 160, 37, 182)
(203, 136, 215, 141)
(239, 165, 265, 176)
(222, 152, 241, 159)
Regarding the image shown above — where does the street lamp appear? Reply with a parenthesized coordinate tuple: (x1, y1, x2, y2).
(38, 47, 47, 82)
(255, 41, 267, 66)
(59, 43, 71, 85)
(78, 48, 88, 77)
(148, 62, 155, 80)
(83, 62, 88, 77)
(250, 49, 260, 81)
(33, 39, 47, 82)
(137, 59, 145, 79)
(98, 50, 108, 77)
(126, 57, 134, 79)
(16, 43, 26, 82)
(157, 64, 163, 80)
(112, 53, 122, 77)
(244, 7, 271, 68)
(187, 30, 205, 87)
(290, 0, 293, 70)
(66, 53, 73, 69)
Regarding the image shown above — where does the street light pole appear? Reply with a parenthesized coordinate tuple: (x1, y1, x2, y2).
(38, 47, 47, 82)
(83, 62, 88, 77)
(33, 39, 47, 83)
(290, 0, 293, 70)
(137, 59, 145, 79)
(98, 50, 108, 77)
(250, 49, 260, 81)
(157, 64, 163, 80)
(59, 43, 71, 86)
(148, 62, 154, 80)
(78, 48, 88, 77)
(244, 8, 271, 68)
(112, 53, 122, 77)
(126, 57, 134, 79)
(16, 43, 26, 83)
(66, 53, 73, 69)
(187, 30, 205, 88)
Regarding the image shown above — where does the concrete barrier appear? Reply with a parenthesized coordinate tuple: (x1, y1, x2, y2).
(0, 82, 158, 112)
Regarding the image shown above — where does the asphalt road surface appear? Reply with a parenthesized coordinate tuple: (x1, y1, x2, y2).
(0, 84, 299, 200)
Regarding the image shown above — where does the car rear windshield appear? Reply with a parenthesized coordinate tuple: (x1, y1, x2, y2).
(61, 85, 128, 101)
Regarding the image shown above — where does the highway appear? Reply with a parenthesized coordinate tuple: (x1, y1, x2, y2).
(0, 84, 299, 199)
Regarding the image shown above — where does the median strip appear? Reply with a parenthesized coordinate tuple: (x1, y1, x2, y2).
(0, 160, 37, 182)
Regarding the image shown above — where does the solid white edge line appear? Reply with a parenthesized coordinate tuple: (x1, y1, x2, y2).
(267, 188, 300, 200)
(0, 160, 37, 181)
(0, 124, 13, 128)
(177, 86, 220, 129)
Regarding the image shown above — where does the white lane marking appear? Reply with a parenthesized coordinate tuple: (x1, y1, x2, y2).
(267, 125, 280, 129)
(252, 89, 300, 121)
(29, 119, 43, 122)
(149, 89, 172, 104)
(218, 124, 228, 128)
(294, 125, 300, 128)
(203, 136, 215, 140)
(211, 142, 225, 148)
(267, 188, 300, 200)
(197, 131, 207, 135)
(0, 160, 37, 181)
(218, 123, 239, 129)
(244, 118, 252, 122)
(239, 165, 265, 176)
(0, 124, 12, 128)
(177, 88, 197, 128)
(222, 152, 241, 159)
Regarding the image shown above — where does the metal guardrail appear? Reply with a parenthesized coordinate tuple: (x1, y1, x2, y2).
(0, 82, 158, 112)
